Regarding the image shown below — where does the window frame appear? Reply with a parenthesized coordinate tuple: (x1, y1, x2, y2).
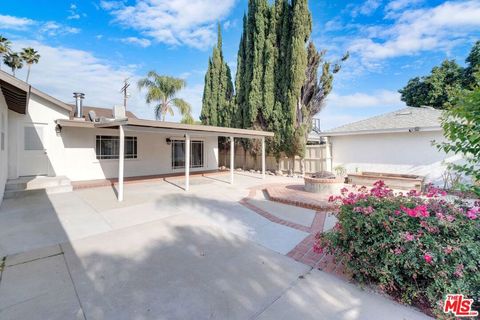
(171, 139, 204, 169)
(95, 135, 138, 160)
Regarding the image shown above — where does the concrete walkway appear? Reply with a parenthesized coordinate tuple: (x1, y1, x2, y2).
(0, 174, 431, 319)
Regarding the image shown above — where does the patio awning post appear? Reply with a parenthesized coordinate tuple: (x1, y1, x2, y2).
(230, 136, 234, 184)
(261, 136, 265, 179)
(118, 125, 125, 201)
(185, 133, 190, 191)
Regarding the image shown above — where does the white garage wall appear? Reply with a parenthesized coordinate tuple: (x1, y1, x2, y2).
(330, 131, 460, 184)
(59, 127, 219, 181)
(0, 91, 8, 203)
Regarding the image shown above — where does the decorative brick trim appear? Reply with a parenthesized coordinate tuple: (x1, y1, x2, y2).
(238, 185, 349, 280)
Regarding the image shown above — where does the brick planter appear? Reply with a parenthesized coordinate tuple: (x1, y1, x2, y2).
(304, 176, 344, 193)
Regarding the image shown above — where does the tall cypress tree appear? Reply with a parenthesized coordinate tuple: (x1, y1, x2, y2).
(285, 0, 312, 160)
(234, 14, 248, 129)
(200, 24, 234, 127)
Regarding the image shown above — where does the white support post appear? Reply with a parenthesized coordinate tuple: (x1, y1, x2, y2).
(185, 133, 190, 191)
(325, 136, 332, 172)
(118, 125, 125, 202)
(261, 136, 266, 179)
(230, 136, 234, 184)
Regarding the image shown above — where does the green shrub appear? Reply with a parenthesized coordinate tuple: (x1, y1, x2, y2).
(316, 181, 480, 317)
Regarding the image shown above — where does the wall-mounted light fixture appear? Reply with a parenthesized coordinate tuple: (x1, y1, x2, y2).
(55, 124, 62, 134)
(166, 138, 172, 145)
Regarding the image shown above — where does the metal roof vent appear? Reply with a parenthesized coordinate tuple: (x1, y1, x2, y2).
(73, 92, 85, 121)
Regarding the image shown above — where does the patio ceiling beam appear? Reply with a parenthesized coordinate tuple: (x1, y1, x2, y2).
(122, 125, 267, 139)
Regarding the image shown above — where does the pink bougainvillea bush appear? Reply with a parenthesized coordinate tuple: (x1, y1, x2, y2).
(315, 181, 480, 317)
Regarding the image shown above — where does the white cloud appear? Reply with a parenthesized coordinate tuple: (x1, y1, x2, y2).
(0, 14, 34, 30)
(100, 0, 237, 49)
(120, 37, 151, 48)
(326, 90, 405, 109)
(39, 21, 81, 37)
(351, 0, 382, 17)
(350, 0, 480, 61)
(319, 90, 406, 129)
(385, 0, 423, 13)
(9, 40, 202, 122)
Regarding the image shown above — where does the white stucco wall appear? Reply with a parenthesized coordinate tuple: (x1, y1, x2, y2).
(8, 94, 70, 179)
(330, 131, 460, 184)
(0, 91, 8, 203)
(6, 92, 219, 182)
(58, 127, 219, 181)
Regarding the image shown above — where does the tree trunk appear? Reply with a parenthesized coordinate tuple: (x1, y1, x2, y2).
(289, 156, 295, 176)
(26, 65, 31, 83)
(300, 157, 305, 177)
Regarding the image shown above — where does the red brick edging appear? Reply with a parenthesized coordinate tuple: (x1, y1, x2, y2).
(239, 186, 349, 280)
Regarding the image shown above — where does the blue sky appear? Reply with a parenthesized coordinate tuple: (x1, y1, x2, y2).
(0, 0, 479, 129)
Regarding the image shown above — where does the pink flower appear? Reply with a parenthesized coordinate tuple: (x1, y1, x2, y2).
(424, 253, 433, 264)
(444, 246, 453, 254)
(313, 245, 323, 254)
(454, 264, 464, 278)
(466, 207, 479, 220)
(404, 232, 415, 241)
(446, 215, 455, 222)
(394, 210, 401, 215)
(394, 247, 404, 255)
(407, 189, 422, 197)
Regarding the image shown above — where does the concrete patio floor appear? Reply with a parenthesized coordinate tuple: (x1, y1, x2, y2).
(0, 173, 431, 319)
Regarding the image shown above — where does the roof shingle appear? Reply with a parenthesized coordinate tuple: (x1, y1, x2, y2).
(325, 107, 442, 135)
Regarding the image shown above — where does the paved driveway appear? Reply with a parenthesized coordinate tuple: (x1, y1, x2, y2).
(0, 174, 431, 319)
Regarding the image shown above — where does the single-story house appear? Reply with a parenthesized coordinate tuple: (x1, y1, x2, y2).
(316, 107, 460, 184)
(0, 70, 272, 204)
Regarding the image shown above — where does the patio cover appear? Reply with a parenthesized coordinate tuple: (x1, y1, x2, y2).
(56, 118, 273, 201)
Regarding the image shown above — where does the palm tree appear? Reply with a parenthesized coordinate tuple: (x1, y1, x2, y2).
(3, 52, 23, 77)
(20, 47, 40, 83)
(0, 35, 12, 71)
(138, 71, 192, 121)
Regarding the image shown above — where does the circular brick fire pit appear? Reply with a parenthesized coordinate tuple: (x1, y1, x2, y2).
(304, 171, 342, 193)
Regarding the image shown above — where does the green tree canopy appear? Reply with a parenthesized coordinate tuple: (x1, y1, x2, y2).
(3, 52, 23, 76)
(20, 47, 40, 83)
(399, 41, 480, 109)
(138, 71, 192, 121)
(0, 35, 12, 71)
(437, 71, 480, 196)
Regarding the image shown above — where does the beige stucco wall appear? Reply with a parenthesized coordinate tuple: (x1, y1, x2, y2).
(330, 131, 461, 184)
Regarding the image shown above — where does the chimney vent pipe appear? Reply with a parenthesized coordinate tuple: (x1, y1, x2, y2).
(73, 92, 85, 119)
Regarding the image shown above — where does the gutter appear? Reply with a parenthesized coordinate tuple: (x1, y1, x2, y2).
(318, 126, 442, 137)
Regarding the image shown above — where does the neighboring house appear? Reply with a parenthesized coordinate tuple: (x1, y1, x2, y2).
(0, 71, 272, 204)
(317, 107, 460, 184)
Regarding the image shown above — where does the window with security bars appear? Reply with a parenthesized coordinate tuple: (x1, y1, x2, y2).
(171, 140, 204, 169)
(96, 135, 137, 160)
